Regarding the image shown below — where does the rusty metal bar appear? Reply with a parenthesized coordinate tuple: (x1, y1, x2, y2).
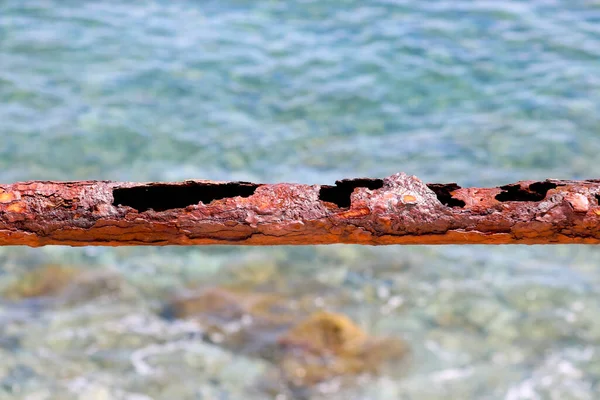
(0, 173, 598, 246)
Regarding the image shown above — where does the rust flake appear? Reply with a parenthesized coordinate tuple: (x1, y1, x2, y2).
(564, 193, 589, 213)
(0, 191, 19, 204)
(334, 207, 371, 219)
(6, 202, 26, 213)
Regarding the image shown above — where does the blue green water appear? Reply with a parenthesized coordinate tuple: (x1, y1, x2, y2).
(1, 1, 600, 399)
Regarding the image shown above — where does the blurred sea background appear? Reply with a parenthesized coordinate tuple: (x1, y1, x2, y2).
(2, 1, 600, 399)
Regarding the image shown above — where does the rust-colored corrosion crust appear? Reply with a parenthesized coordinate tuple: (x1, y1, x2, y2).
(0, 173, 599, 246)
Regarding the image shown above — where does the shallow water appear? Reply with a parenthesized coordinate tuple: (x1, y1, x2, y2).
(1, 0, 600, 399)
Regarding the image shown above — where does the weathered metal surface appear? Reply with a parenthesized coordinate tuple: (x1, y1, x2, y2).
(0, 173, 599, 246)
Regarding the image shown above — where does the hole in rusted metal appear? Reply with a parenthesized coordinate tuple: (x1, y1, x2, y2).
(426, 183, 466, 208)
(319, 179, 384, 208)
(113, 182, 259, 212)
(495, 181, 557, 202)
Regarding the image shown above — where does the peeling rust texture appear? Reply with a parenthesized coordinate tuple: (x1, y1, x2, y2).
(0, 174, 600, 246)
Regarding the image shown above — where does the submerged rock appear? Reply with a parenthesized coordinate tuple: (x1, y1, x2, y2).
(163, 286, 290, 323)
(278, 311, 368, 357)
(2, 265, 80, 300)
(163, 286, 410, 391)
(277, 311, 409, 387)
(162, 286, 295, 357)
(1, 264, 136, 306)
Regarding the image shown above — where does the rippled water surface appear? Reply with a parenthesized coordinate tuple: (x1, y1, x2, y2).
(1, 1, 600, 399)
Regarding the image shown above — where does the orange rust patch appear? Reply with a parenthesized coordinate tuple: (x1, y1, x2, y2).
(6, 202, 25, 213)
(335, 207, 370, 219)
(594, 209, 600, 216)
(0, 192, 16, 204)
(452, 188, 500, 208)
(402, 194, 417, 203)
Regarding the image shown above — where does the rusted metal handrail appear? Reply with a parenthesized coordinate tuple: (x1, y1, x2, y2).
(0, 173, 598, 246)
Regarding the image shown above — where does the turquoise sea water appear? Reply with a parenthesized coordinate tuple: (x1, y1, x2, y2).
(1, 1, 600, 399)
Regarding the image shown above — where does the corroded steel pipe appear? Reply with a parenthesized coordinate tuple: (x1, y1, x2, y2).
(0, 173, 599, 246)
